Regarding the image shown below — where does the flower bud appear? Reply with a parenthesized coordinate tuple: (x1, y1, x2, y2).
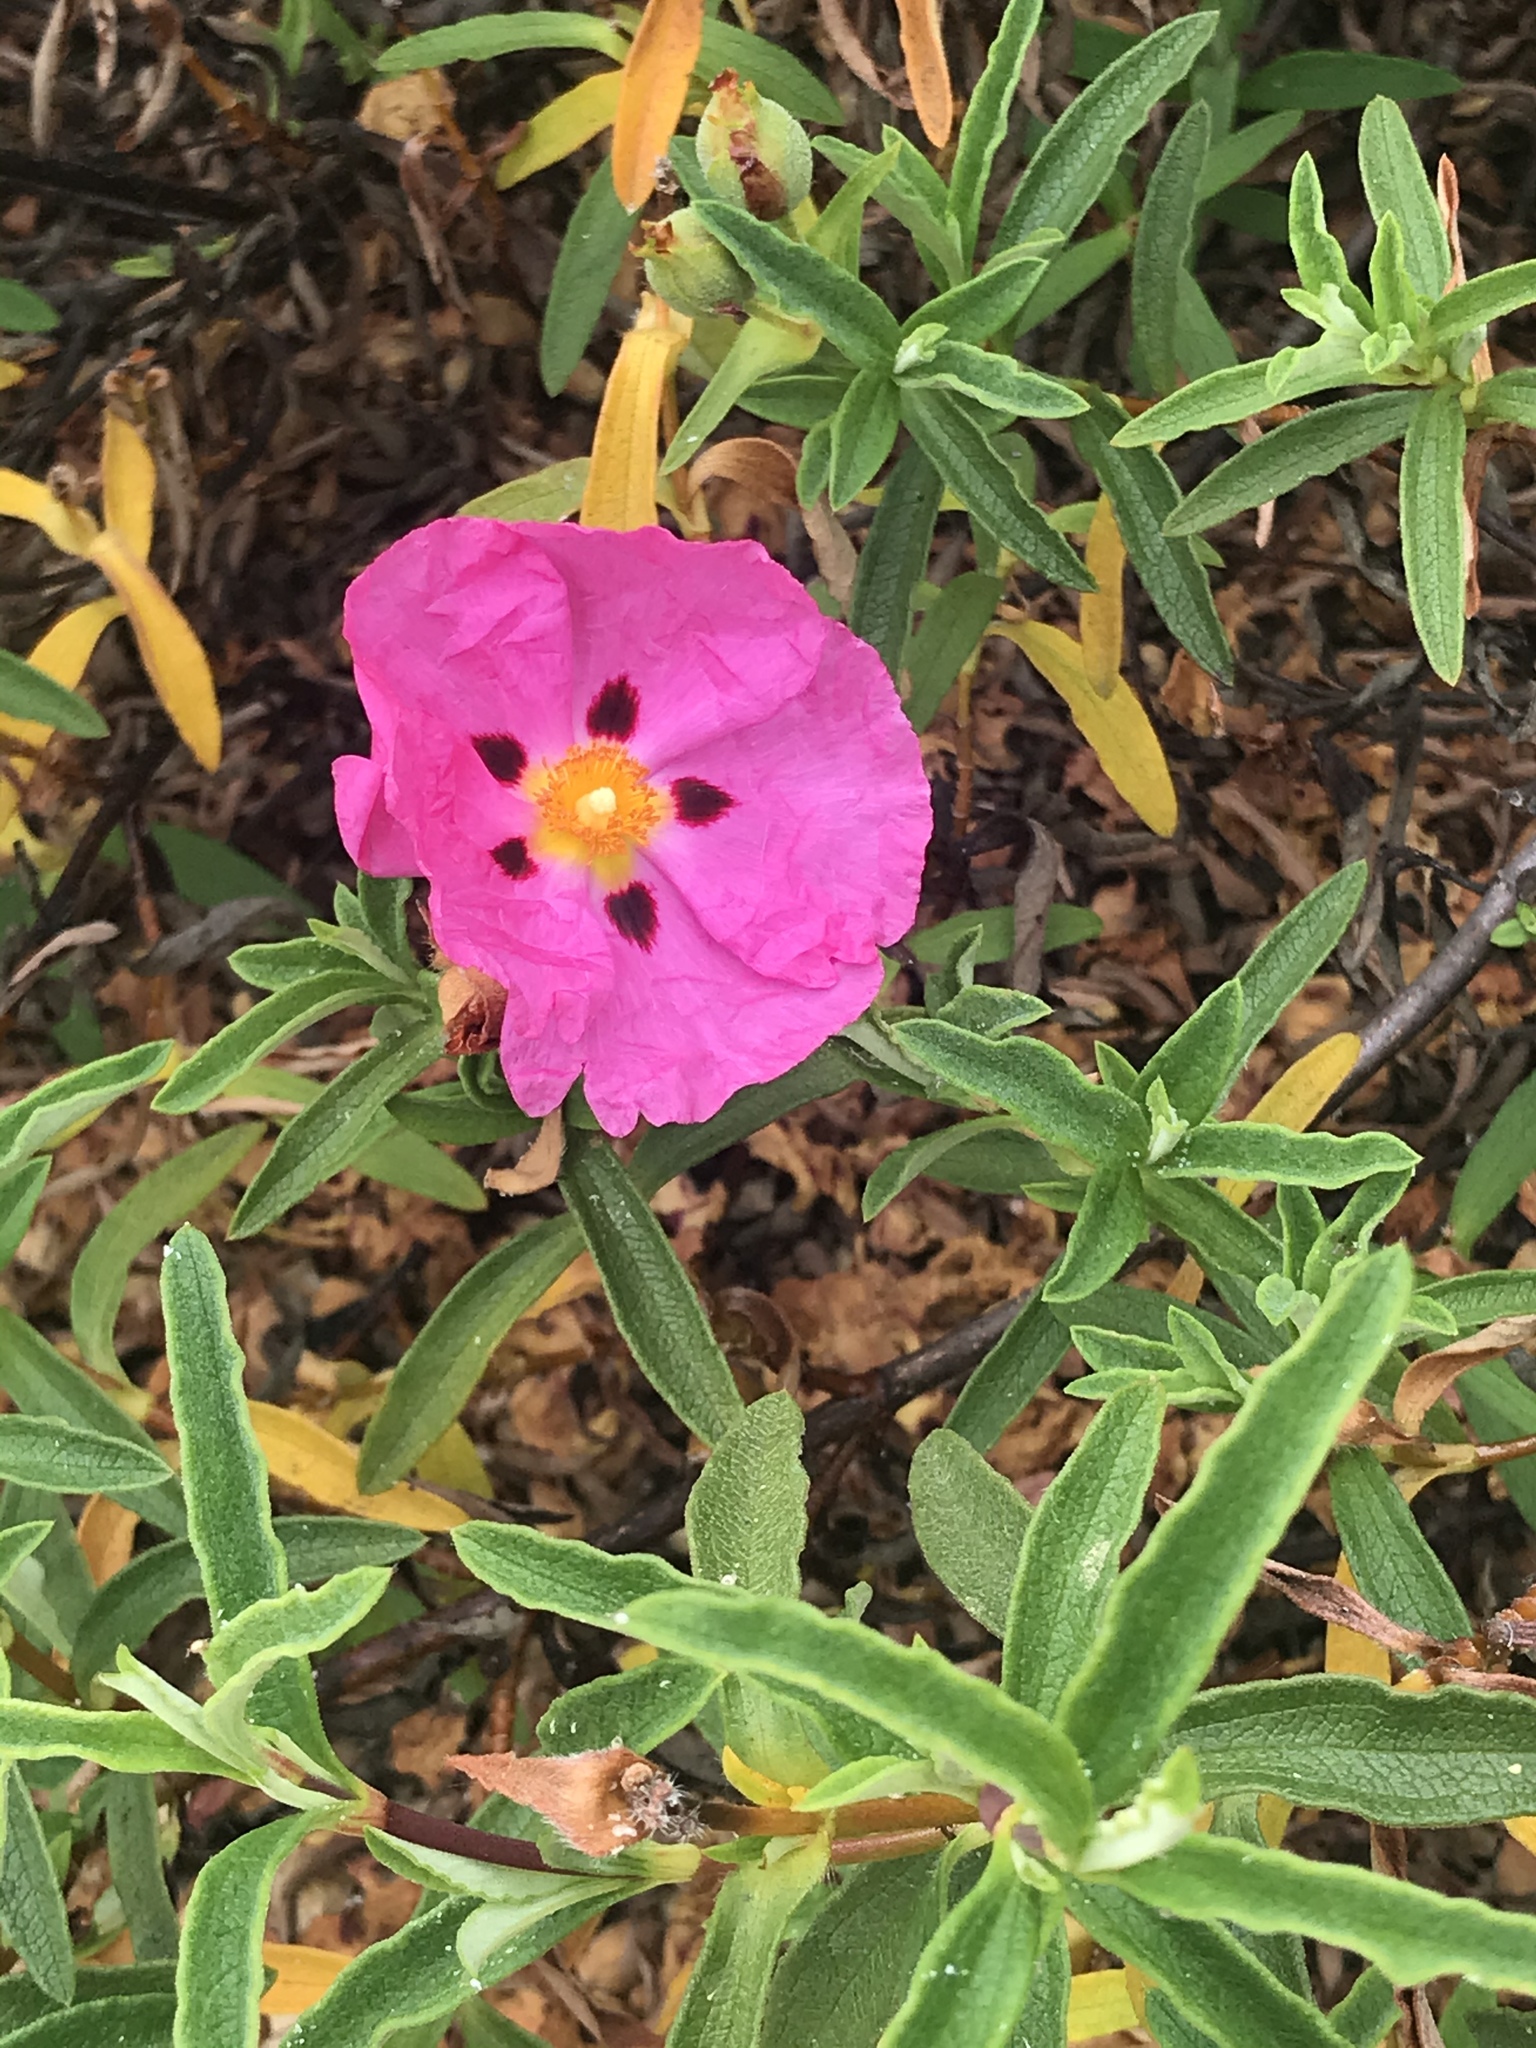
(638, 208, 752, 319)
(697, 69, 812, 222)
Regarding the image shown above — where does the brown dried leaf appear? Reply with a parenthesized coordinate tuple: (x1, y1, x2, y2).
(449, 1747, 691, 1857)
(1393, 1315, 1536, 1435)
(485, 1110, 566, 1199)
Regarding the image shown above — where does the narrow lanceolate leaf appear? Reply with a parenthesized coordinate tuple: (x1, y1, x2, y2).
(909, 1426, 1033, 1635)
(153, 974, 392, 1115)
(948, 1288, 1072, 1450)
(0, 648, 109, 735)
(902, 388, 1091, 586)
(0, 1415, 169, 1497)
(539, 1654, 720, 1756)
(229, 1015, 444, 1239)
(895, 1017, 1144, 1164)
(1003, 1378, 1162, 1713)
(0, 1039, 173, 1171)
(1227, 864, 1366, 1087)
(1046, 1170, 1148, 1304)
(1286, 150, 1367, 312)
(947, 0, 1045, 262)
(0, 1701, 220, 1775)
(881, 1834, 1045, 2048)
(89, 527, 220, 770)
(0, 1766, 73, 2006)
(70, 1125, 262, 1380)
(762, 1857, 943, 2048)
(1111, 348, 1352, 448)
(539, 160, 638, 398)
(1133, 101, 1210, 397)
(1164, 391, 1422, 534)
(375, 14, 628, 72)
(1399, 379, 1468, 682)
(496, 71, 623, 189)
(910, 249, 1047, 347)
(1113, 1834, 1536, 1994)
(670, 1842, 829, 2048)
(627, 1587, 1097, 1853)
(995, 13, 1219, 251)
(580, 292, 691, 530)
(686, 1392, 805, 1596)
(454, 1518, 690, 1631)
(900, 342, 1084, 420)
(827, 369, 900, 508)
(560, 1133, 743, 1446)
(175, 1808, 338, 2048)
(848, 442, 943, 677)
(694, 202, 901, 370)
(204, 1568, 392, 1690)
(1080, 496, 1125, 695)
(1136, 978, 1244, 1128)
(1330, 1445, 1469, 1642)
(1451, 1069, 1536, 1254)
(1056, 1247, 1413, 1808)
(893, 0, 951, 147)
(1158, 1125, 1417, 1188)
(1476, 366, 1536, 431)
(610, 0, 704, 210)
(1070, 388, 1232, 683)
(1358, 95, 1451, 297)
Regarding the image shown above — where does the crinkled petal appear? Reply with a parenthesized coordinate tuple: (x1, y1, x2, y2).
(522, 523, 828, 762)
(648, 619, 931, 986)
(333, 754, 417, 877)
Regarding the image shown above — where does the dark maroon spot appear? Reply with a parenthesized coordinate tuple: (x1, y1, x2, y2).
(491, 837, 536, 878)
(605, 881, 658, 950)
(672, 777, 735, 826)
(586, 676, 640, 742)
(473, 733, 527, 785)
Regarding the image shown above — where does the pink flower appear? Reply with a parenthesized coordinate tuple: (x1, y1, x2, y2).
(335, 519, 931, 1135)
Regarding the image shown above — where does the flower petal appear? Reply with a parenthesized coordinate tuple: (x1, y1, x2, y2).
(333, 755, 417, 876)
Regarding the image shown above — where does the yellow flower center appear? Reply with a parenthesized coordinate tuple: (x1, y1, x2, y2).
(526, 742, 669, 884)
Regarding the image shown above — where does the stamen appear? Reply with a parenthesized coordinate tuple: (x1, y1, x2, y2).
(575, 786, 618, 827)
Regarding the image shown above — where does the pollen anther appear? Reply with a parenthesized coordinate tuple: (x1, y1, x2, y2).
(526, 742, 669, 885)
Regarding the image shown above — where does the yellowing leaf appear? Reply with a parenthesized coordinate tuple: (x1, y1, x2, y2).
(0, 469, 98, 555)
(610, 0, 705, 210)
(581, 292, 692, 531)
(0, 364, 24, 392)
(1507, 1816, 1536, 1859)
(247, 1399, 469, 1532)
(1257, 1793, 1292, 1847)
(413, 1418, 492, 1499)
(77, 1495, 138, 1587)
(991, 620, 1178, 836)
(260, 1944, 348, 2015)
(1324, 1553, 1391, 1683)
(894, 0, 952, 148)
(0, 596, 124, 836)
(495, 69, 623, 191)
(101, 412, 157, 564)
(1067, 1968, 1139, 2040)
(1080, 495, 1125, 698)
(720, 1744, 793, 1806)
(1215, 1031, 1361, 1205)
(88, 531, 221, 770)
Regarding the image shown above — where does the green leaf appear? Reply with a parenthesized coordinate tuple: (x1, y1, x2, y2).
(827, 369, 900, 508)
(909, 1427, 1032, 1635)
(1241, 51, 1460, 112)
(1225, 864, 1366, 1085)
(1056, 1248, 1412, 1808)
(996, 14, 1219, 251)
(692, 203, 899, 370)
(0, 1993, 177, 2047)
(1329, 1444, 1469, 1642)
(948, 1290, 1072, 1450)
(1358, 95, 1450, 297)
(460, 457, 592, 522)
(1159, 1125, 1417, 1188)
(0, 1699, 219, 1774)
(761, 1854, 942, 2048)
(1399, 379, 1468, 683)
(1110, 340, 1362, 448)
(385, 1079, 530, 1146)
(0, 1767, 71, 2007)
(687, 1392, 805, 1597)
(0, 279, 60, 333)
(665, 314, 822, 475)
(1420, 1267, 1536, 1327)
(1368, 211, 1421, 337)
(1045, 1170, 1148, 1305)
(205, 1566, 392, 1689)
(741, 364, 855, 428)
(1136, 979, 1245, 1126)
(1198, 112, 1302, 198)
(374, 13, 627, 72)
(1177, 1673, 1536, 1825)
(900, 388, 1093, 587)
(1115, 1831, 1536, 1992)
(276, 1898, 479, 2048)
(895, 1019, 1144, 1165)
(849, 442, 944, 676)
(70, 1124, 263, 1381)
(142, 823, 302, 909)
(105, 1774, 180, 1963)
(153, 976, 390, 1115)
(1164, 391, 1422, 534)
(881, 1834, 1046, 2048)
(453, 1521, 690, 1628)
(670, 1840, 829, 2048)
(1014, 225, 1134, 337)
(1451, 1070, 1536, 1252)
(1284, 150, 1369, 316)
(1069, 387, 1233, 681)
(0, 1311, 184, 1535)
(1003, 1378, 1162, 1713)
(862, 1120, 1055, 1218)
(695, 18, 845, 124)
(0, 1041, 173, 1172)
(1133, 101, 1211, 397)
(0, 1157, 48, 1274)
(947, 0, 1045, 262)
(537, 1654, 720, 1756)
(810, 140, 903, 274)
(817, 133, 962, 289)
(559, 1134, 744, 1447)
(1065, 1881, 1348, 2048)
(175, 1807, 338, 2048)
(229, 1015, 443, 1238)
(1329, 1968, 1402, 2048)
(0, 1415, 169, 1497)
(906, 248, 1051, 347)
(1475, 366, 1536, 430)
(899, 342, 1084, 420)
(0, 649, 109, 735)
(626, 1588, 1097, 1854)
(903, 572, 1007, 731)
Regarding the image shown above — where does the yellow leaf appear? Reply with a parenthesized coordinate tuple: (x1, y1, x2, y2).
(101, 412, 157, 564)
(1215, 1031, 1362, 1205)
(77, 1495, 138, 1587)
(413, 1418, 493, 1499)
(1507, 1816, 1536, 1859)
(260, 1944, 348, 2015)
(580, 293, 692, 531)
(610, 0, 705, 210)
(991, 620, 1178, 837)
(1080, 496, 1125, 698)
(495, 70, 623, 191)
(0, 469, 98, 555)
(616, 1641, 659, 1670)
(247, 1400, 469, 1532)
(88, 531, 221, 770)
(0, 364, 23, 392)
(1325, 1553, 1392, 1683)
(1067, 1968, 1139, 2040)
(0, 597, 124, 837)
(720, 1745, 792, 1806)
(1257, 1793, 1293, 1846)
(893, 0, 952, 148)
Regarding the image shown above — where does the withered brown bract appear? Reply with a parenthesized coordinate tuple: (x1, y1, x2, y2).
(448, 1744, 700, 1858)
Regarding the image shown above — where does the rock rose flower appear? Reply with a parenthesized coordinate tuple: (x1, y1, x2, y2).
(334, 519, 931, 1134)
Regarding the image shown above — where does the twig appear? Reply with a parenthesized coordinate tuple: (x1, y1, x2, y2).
(802, 1292, 1030, 1456)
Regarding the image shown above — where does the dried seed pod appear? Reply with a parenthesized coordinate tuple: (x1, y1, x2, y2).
(449, 1743, 701, 1858)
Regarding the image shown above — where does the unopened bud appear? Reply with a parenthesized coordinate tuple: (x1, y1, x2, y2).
(637, 208, 751, 318)
(697, 70, 812, 222)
